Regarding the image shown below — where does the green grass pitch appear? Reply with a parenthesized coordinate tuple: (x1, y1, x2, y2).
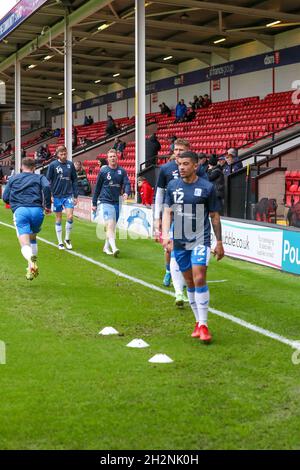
(1, 201, 300, 450)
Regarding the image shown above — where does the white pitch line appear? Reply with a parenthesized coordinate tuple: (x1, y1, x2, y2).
(0, 220, 298, 350)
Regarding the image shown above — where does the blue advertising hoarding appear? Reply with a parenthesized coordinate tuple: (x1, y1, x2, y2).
(0, 0, 48, 42)
(282, 230, 300, 275)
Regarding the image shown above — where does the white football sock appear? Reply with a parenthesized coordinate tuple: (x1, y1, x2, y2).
(55, 222, 63, 244)
(195, 286, 210, 326)
(104, 239, 110, 250)
(109, 237, 117, 252)
(65, 220, 73, 240)
(187, 288, 198, 322)
(31, 241, 38, 257)
(21, 245, 33, 262)
(170, 255, 185, 295)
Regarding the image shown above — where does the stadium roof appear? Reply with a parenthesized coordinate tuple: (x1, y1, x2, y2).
(1, 0, 300, 108)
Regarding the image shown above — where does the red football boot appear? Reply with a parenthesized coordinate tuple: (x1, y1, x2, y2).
(191, 322, 201, 338)
(199, 324, 212, 343)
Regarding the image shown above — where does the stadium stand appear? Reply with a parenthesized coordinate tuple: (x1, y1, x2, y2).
(81, 91, 300, 191)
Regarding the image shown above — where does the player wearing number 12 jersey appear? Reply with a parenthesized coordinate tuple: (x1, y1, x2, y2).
(162, 151, 224, 343)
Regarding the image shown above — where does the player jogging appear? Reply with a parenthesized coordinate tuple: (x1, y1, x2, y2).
(92, 148, 131, 257)
(154, 139, 208, 306)
(2, 158, 51, 280)
(46, 145, 78, 250)
(162, 151, 224, 343)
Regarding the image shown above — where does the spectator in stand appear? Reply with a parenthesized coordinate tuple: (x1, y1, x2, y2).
(159, 102, 172, 117)
(185, 109, 196, 122)
(34, 151, 39, 163)
(1, 142, 8, 152)
(207, 154, 225, 215)
(218, 155, 227, 172)
(0, 163, 3, 182)
(202, 94, 212, 108)
(53, 128, 61, 137)
(113, 137, 126, 159)
(223, 148, 243, 176)
(84, 115, 89, 126)
(189, 95, 200, 111)
(88, 115, 94, 125)
(198, 152, 209, 175)
(7, 166, 15, 180)
(72, 126, 78, 149)
(79, 136, 92, 147)
(40, 129, 52, 139)
(21, 148, 26, 159)
(198, 95, 204, 108)
(98, 157, 108, 171)
(169, 135, 177, 155)
(2, 142, 12, 153)
(137, 177, 154, 207)
(106, 115, 118, 136)
(74, 161, 91, 196)
(37, 144, 51, 162)
(145, 133, 161, 168)
(175, 99, 187, 123)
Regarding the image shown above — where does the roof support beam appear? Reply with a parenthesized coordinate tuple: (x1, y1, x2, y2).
(154, 0, 300, 23)
(72, 53, 178, 71)
(21, 68, 126, 84)
(17, 77, 128, 91)
(73, 38, 211, 62)
(0, 0, 113, 73)
(72, 30, 230, 58)
(92, 13, 274, 47)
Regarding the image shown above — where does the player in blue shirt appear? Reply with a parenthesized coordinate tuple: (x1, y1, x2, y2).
(2, 158, 51, 280)
(154, 138, 190, 301)
(92, 148, 131, 257)
(46, 146, 78, 250)
(162, 151, 224, 343)
(155, 138, 208, 306)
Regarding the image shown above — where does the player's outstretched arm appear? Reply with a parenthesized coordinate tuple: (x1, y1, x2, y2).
(210, 211, 225, 261)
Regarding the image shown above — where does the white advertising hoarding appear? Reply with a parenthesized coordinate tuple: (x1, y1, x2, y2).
(212, 219, 283, 270)
(92, 201, 153, 238)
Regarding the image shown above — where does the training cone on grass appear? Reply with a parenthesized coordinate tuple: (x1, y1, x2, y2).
(98, 327, 119, 336)
(126, 339, 149, 348)
(148, 354, 173, 364)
